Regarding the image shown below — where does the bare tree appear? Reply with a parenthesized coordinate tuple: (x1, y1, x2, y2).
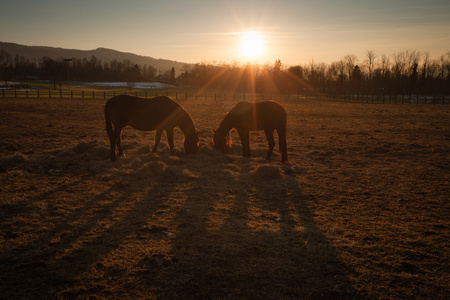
(365, 50, 377, 93)
(422, 52, 430, 78)
(380, 54, 390, 78)
(365, 50, 377, 81)
(343, 54, 358, 81)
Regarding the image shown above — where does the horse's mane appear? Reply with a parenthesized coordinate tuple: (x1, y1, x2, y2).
(215, 113, 233, 147)
(177, 107, 197, 138)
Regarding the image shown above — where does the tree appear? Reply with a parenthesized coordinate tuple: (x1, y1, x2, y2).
(170, 67, 176, 82)
(42, 57, 64, 89)
(0, 49, 12, 85)
(421, 51, 430, 93)
(343, 54, 358, 82)
(365, 50, 376, 80)
(352, 65, 363, 92)
(365, 50, 377, 92)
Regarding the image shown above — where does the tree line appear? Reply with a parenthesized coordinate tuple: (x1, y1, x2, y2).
(1, 49, 449, 96)
(182, 50, 450, 96)
(0, 51, 173, 89)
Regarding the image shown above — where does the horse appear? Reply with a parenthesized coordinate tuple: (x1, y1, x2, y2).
(105, 95, 199, 161)
(213, 100, 289, 163)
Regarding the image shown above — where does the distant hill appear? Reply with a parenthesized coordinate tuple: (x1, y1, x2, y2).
(0, 42, 192, 75)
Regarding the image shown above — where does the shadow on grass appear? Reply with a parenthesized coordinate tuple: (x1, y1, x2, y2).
(0, 152, 358, 299)
(143, 158, 358, 299)
(0, 159, 175, 298)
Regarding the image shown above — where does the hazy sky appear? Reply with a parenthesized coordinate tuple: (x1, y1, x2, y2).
(1, 0, 449, 66)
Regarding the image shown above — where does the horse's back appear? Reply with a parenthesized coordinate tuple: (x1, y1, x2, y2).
(105, 95, 182, 130)
(106, 95, 178, 111)
(229, 101, 286, 130)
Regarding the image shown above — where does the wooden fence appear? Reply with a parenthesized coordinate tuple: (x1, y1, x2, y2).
(1, 89, 448, 104)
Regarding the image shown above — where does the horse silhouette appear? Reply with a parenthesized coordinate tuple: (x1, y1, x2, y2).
(213, 100, 289, 163)
(105, 95, 198, 161)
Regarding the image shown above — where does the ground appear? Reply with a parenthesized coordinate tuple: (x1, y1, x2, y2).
(0, 97, 449, 299)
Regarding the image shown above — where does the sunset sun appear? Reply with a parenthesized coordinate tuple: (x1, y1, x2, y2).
(239, 32, 264, 59)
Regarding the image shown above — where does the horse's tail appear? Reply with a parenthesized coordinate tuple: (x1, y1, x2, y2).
(278, 110, 289, 163)
(105, 101, 113, 143)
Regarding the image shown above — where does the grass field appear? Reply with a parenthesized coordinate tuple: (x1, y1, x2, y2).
(0, 96, 449, 299)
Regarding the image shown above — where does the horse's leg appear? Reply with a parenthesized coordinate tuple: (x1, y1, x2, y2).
(110, 127, 122, 161)
(277, 128, 289, 163)
(264, 129, 275, 161)
(166, 128, 175, 155)
(117, 130, 124, 157)
(152, 128, 163, 153)
(237, 129, 249, 157)
(109, 132, 117, 162)
(245, 131, 250, 157)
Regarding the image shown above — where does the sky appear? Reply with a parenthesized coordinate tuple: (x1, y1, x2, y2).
(1, 0, 449, 66)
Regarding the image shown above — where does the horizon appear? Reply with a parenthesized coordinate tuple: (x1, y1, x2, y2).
(1, 1, 449, 66)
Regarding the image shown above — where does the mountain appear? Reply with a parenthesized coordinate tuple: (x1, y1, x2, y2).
(0, 42, 192, 75)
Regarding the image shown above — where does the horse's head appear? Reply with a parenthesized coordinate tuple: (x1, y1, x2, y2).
(212, 129, 231, 151)
(184, 131, 199, 154)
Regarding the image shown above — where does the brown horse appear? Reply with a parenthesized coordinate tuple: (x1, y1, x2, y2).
(105, 95, 199, 161)
(213, 100, 289, 163)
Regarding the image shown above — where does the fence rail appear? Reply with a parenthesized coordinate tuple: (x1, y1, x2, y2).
(1, 89, 449, 104)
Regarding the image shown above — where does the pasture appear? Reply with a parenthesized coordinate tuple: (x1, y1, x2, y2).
(0, 96, 448, 299)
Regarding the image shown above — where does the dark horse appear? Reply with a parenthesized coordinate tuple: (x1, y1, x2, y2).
(213, 100, 289, 163)
(105, 95, 199, 161)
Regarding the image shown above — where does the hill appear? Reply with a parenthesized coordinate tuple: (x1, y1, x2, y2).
(0, 42, 192, 75)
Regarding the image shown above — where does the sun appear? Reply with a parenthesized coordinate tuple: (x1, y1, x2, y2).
(240, 32, 264, 59)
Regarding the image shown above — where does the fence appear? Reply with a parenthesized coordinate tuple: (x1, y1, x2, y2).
(1, 89, 448, 104)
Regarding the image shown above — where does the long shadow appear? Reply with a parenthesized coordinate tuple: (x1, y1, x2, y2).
(0, 158, 177, 299)
(147, 158, 358, 299)
(1, 153, 359, 299)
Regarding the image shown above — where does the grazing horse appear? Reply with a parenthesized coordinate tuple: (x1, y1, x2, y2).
(213, 100, 289, 163)
(105, 95, 199, 161)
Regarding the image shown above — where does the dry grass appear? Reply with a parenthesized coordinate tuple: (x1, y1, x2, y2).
(0, 97, 449, 299)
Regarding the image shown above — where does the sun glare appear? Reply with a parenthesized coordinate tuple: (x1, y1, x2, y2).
(240, 32, 264, 59)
